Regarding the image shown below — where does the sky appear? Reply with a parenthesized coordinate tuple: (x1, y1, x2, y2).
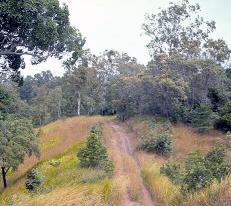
(22, 0, 231, 77)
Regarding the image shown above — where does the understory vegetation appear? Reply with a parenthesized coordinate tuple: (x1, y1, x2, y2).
(127, 116, 231, 206)
(0, 116, 119, 206)
(1, 0, 231, 205)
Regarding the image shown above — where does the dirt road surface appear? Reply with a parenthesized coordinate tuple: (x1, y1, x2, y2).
(105, 121, 154, 206)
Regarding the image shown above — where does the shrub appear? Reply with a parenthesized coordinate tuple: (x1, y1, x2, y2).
(190, 105, 216, 132)
(91, 125, 103, 137)
(205, 147, 231, 182)
(77, 132, 108, 167)
(160, 163, 182, 184)
(25, 169, 44, 193)
(161, 147, 231, 193)
(77, 129, 113, 174)
(183, 152, 213, 192)
(218, 100, 231, 131)
(139, 133, 172, 156)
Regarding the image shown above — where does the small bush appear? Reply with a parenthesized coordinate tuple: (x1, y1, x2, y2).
(160, 163, 182, 184)
(190, 105, 216, 132)
(183, 151, 213, 192)
(205, 147, 231, 182)
(25, 169, 44, 193)
(161, 147, 231, 193)
(77, 128, 114, 174)
(139, 133, 172, 156)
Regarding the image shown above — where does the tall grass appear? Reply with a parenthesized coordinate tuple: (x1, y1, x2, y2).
(142, 163, 181, 206)
(127, 116, 231, 206)
(0, 116, 116, 206)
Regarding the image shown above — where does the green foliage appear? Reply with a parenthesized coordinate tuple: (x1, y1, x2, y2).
(204, 147, 231, 182)
(90, 125, 103, 137)
(0, 114, 40, 168)
(190, 105, 216, 132)
(183, 152, 213, 192)
(0, 114, 39, 187)
(143, 0, 230, 63)
(25, 169, 44, 193)
(77, 128, 113, 174)
(139, 133, 172, 156)
(0, 0, 84, 82)
(48, 159, 61, 167)
(161, 147, 231, 193)
(219, 100, 231, 130)
(100, 159, 114, 176)
(160, 163, 182, 184)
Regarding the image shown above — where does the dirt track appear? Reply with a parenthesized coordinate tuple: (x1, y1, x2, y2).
(106, 121, 154, 206)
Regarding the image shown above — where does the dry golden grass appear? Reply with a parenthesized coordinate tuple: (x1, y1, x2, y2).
(8, 115, 113, 186)
(171, 125, 231, 162)
(0, 115, 119, 206)
(126, 116, 231, 206)
(142, 163, 181, 206)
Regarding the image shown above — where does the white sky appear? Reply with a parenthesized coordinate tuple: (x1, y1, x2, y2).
(22, 0, 231, 77)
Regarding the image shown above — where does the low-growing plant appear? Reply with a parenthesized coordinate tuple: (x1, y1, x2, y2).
(190, 105, 217, 132)
(161, 147, 231, 193)
(77, 132, 108, 167)
(77, 127, 114, 174)
(100, 159, 114, 175)
(139, 133, 172, 156)
(183, 151, 213, 192)
(205, 147, 231, 182)
(160, 163, 182, 184)
(25, 169, 44, 193)
(48, 159, 61, 167)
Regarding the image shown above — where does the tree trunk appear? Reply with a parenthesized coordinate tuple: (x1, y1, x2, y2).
(77, 91, 81, 116)
(1, 167, 7, 188)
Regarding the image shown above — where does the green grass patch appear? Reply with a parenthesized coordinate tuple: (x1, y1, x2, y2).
(0, 140, 113, 206)
(39, 136, 63, 151)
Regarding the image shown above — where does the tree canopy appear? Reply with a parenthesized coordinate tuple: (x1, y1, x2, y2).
(0, 0, 85, 83)
(0, 115, 39, 188)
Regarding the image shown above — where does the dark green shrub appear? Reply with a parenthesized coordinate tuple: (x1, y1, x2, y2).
(160, 163, 182, 184)
(77, 129, 114, 174)
(161, 147, 231, 193)
(77, 132, 108, 167)
(190, 105, 216, 132)
(205, 147, 231, 182)
(90, 125, 103, 137)
(183, 152, 213, 192)
(218, 100, 231, 131)
(139, 133, 172, 156)
(25, 169, 44, 193)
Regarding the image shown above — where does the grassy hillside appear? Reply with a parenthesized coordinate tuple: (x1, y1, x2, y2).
(1, 115, 231, 206)
(126, 116, 231, 206)
(0, 116, 120, 206)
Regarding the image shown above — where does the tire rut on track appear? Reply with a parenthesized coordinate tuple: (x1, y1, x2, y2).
(106, 121, 154, 206)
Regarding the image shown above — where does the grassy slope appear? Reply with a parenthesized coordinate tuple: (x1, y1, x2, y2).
(0, 116, 119, 206)
(126, 116, 231, 206)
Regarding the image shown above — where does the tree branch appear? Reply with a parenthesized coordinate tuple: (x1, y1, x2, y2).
(0, 51, 35, 56)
